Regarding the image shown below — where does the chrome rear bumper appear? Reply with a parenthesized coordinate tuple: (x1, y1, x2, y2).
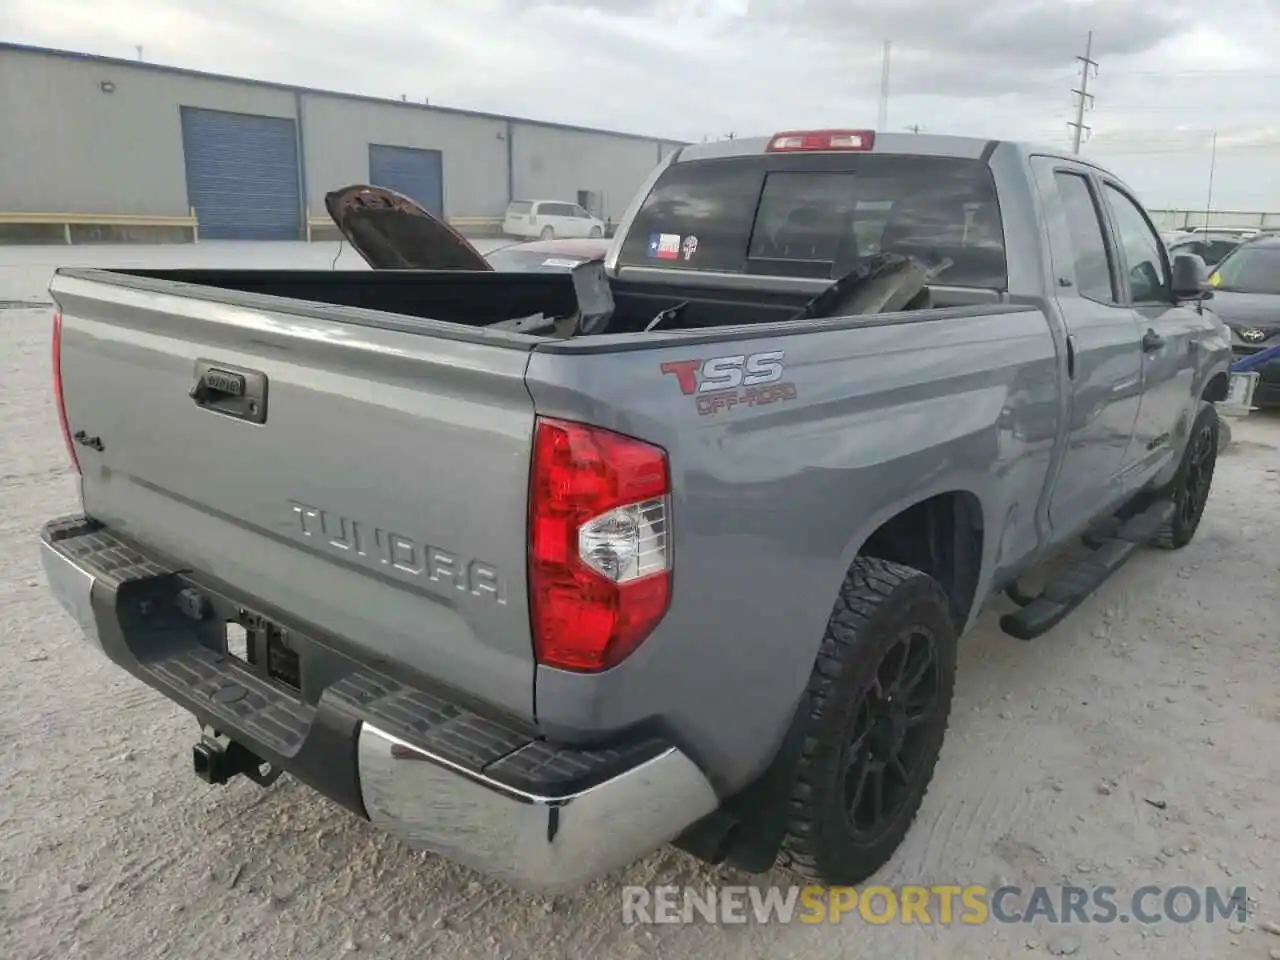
(40, 516, 720, 892)
(358, 725, 718, 892)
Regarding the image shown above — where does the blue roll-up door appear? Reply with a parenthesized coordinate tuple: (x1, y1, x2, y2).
(368, 145, 444, 218)
(180, 106, 301, 240)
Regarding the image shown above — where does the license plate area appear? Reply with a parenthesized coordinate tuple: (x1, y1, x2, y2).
(224, 612, 301, 693)
(1226, 371, 1259, 409)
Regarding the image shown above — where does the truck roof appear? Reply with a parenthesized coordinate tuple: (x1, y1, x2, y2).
(674, 131, 1106, 168)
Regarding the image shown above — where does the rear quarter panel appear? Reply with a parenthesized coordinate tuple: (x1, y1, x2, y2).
(525, 305, 1062, 794)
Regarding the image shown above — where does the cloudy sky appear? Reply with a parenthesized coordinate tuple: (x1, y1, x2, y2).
(7, 0, 1280, 211)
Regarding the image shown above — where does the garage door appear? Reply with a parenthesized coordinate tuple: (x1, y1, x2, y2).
(368, 145, 444, 217)
(180, 106, 301, 241)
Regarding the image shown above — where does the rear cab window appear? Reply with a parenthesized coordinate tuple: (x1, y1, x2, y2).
(617, 152, 1008, 289)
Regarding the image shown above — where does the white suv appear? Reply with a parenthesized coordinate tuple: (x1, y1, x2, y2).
(502, 200, 605, 240)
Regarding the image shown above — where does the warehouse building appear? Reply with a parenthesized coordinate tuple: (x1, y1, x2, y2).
(0, 43, 685, 242)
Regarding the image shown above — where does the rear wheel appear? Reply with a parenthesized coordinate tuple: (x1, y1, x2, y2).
(777, 557, 957, 885)
(1155, 402, 1219, 549)
(540, 226, 555, 240)
(589, 226, 603, 239)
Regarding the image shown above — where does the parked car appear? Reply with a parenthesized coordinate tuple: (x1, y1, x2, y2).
(1206, 233, 1280, 407)
(502, 199, 605, 240)
(482, 237, 610, 272)
(41, 129, 1235, 895)
(1184, 225, 1262, 238)
(1167, 230, 1245, 268)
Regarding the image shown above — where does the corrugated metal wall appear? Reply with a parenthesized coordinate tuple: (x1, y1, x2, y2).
(0, 48, 297, 217)
(510, 123, 669, 222)
(301, 95, 506, 220)
(0, 44, 686, 234)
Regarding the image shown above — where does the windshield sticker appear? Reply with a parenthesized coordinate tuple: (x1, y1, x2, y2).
(648, 233, 682, 260)
(540, 258, 582, 269)
(681, 235, 699, 261)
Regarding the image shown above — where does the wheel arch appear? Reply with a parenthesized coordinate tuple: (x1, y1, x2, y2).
(1202, 370, 1229, 403)
(841, 488, 988, 632)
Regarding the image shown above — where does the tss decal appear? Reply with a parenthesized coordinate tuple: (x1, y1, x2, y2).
(661, 351, 798, 415)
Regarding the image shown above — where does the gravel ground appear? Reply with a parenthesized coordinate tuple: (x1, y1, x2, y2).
(2, 245, 1279, 960)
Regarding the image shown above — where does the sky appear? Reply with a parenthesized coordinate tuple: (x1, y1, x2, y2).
(6, 0, 1280, 211)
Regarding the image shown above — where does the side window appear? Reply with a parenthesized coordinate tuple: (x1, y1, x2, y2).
(1053, 171, 1116, 303)
(1206, 240, 1237, 264)
(1103, 184, 1169, 303)
(573, 205, 591, 219)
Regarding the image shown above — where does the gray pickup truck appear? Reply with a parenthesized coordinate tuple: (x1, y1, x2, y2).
(41, 131, 1235, 893)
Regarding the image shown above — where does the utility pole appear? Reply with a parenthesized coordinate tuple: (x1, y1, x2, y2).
(1068, 30, 1097, 153)
(1202, 129, 1218, 229)
(877, 40, 891, 130)
(135, 45, 144, 61)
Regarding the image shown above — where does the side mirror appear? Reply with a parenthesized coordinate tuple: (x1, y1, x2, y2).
(1171, 253, 1213, 300)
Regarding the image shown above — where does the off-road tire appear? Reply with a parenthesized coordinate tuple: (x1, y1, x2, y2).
(540, 226, 555, 240)
(777, 557, 958, 886)
(1154, 402, 1219, 550)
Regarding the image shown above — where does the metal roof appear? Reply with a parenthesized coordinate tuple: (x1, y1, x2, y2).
(0, 41, 689, 147)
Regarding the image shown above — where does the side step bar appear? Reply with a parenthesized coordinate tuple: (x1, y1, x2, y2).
(1000, 499, 1174, 641)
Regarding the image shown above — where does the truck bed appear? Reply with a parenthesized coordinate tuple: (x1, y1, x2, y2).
(87, 267, 1001, 337)
(50, 264, 1057, 782)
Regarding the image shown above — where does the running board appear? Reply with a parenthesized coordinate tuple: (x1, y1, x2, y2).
(1000, 499, 1175, 641)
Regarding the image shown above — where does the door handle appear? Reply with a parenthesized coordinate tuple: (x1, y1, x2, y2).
(189, 359, 268, 424)
(1141, 329, 1164, 353)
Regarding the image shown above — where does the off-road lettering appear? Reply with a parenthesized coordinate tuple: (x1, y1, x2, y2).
(662, 351, 792, 412)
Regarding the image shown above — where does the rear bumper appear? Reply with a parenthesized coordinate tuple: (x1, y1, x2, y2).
(40, 517, 718, 892)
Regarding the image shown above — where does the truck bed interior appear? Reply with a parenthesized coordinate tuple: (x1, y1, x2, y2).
(103, 268, 996, 336)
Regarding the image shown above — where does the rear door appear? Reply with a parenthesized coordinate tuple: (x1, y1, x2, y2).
(1096, 180, 1204, 480)
(571, 205, 596, 237)
(1030, 158, 1145, 534)
(549, 202, 577, 237)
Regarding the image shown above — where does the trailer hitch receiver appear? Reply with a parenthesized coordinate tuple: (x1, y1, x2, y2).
(192, 729, 282, 787)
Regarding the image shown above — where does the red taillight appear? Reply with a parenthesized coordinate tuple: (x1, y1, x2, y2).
(529, 417, 672, 672)
(51, 310, 81, 474)
(766, 129, 875, 153)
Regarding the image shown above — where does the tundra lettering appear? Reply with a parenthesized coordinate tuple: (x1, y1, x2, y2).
(289, 500, 506, 603)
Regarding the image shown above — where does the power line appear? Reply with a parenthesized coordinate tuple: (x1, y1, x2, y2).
(1085, 144, 1280, 155)
(1068, 31, 1097, 153)
(877, 40, 891, 129)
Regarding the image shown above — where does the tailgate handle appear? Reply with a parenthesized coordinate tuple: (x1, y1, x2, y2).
(190, 360, 268, 424)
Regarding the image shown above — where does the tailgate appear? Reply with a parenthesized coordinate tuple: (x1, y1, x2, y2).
(50, 271, 538, 717)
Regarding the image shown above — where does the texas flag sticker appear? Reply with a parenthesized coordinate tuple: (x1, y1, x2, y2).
(647, 232, 682, 260)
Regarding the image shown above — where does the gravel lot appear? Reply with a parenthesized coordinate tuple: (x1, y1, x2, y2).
(2, 244, 1279, 960)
